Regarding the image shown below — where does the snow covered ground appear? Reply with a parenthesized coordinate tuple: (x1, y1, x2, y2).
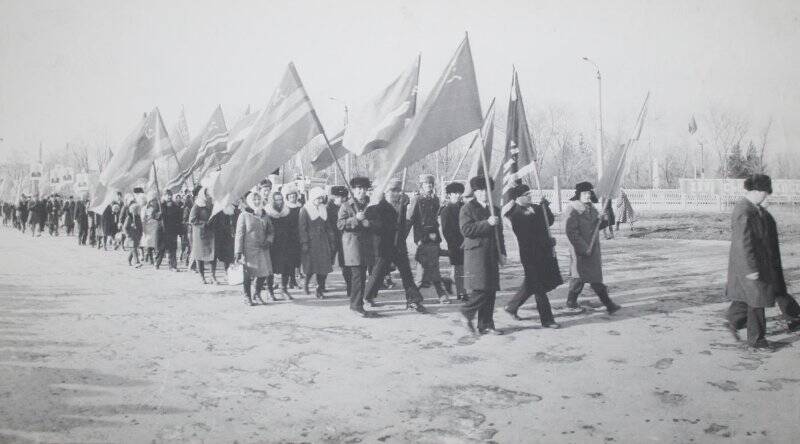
(1, 226, 799, 443)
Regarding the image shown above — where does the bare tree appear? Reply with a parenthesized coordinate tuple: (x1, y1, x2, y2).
(703, 107, 749, 178)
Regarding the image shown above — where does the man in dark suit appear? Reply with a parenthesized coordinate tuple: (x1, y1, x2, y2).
(364, 178, 426, 313)
(157, 189, 183, 271)
(460, 176, 506, 335)
(504, 184, 563, 328)
(75, 194, 89, 245)
(726, 174, 800, 348)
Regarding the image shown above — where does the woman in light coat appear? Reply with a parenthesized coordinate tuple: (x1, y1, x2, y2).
(189, 188, 217, 284)
(298, 187, 335, 298)
(235, 191, 273, 306)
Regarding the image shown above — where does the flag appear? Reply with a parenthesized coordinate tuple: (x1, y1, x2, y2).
(463, 101, 496, 195)
(99, 108, 173, 191)
(195, 108, 259, 181)
(370, 35, 483, 196)
(596, 92, 650, 199)
(166, 105, 228, 190)
(210, 63, 325, 215)
(343, 55, 420, 156)
(310, 128, 346, 172)
(496, 70, 539, 216)
(688, 115, 698, 135)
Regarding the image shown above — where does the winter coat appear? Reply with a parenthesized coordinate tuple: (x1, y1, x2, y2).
(326, 201, 344, 266)
(337, 197, 375, 268)
(508, 202, 563, 293)
(298, 204, 335, 275)
(439, 201, 464, 266)
(123, 207, 143, 243)
(460, 199, 506, 292)
(565, 200, 607, 283)
(74, 200, 88, 227)
(365, 195, 411, 258)
(141, 203, 161, 249)
(725, 198, 786, 308)
(603, 199, 616, 226)
(160, 201, 183, 250)
(267, 205, 300, 274)
(211, 212, 235, 264)
(101, 205, 118, 237)
(415, 241, 446, 283)
(409, 193, 441, 244)
(63, 201, 75, 226)
(235, 209, 273, 277)
(189, 205, 215, 261)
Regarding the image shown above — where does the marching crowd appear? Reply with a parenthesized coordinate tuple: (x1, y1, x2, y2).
(2, 172, 797, 344)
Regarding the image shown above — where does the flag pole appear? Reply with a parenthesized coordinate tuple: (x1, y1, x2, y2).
(450, 131, 480, 182)
(477, 98, 502, 259)
(587, 92, 649, 254)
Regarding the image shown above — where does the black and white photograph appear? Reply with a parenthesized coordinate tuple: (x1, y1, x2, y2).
(1, 0, 799, 442)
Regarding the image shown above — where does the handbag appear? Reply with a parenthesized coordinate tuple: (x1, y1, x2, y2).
(227, 262, 244, 286)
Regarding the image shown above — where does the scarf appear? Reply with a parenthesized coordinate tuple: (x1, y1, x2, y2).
(303, 201, 327, 221)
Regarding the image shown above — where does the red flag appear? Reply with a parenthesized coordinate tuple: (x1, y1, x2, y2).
(210, 63, 325, 214)
(370, 35, 483, 196)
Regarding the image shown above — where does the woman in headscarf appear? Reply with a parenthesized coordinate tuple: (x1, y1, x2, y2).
(141, 190, 161, 264)
(123, 196, 143, 267)
(265, 191, 296, 300)
(190, 187, 217, 284)
(283, 185, 303, 289)
(235, 191, 274, 305)
(298, 187, 335, 298)
(212, 204, 236, 274)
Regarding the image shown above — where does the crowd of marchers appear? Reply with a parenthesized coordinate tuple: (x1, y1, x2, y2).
(1, 173, 798, 343)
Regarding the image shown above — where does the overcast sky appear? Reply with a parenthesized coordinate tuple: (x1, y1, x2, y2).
(1, 0, 798, 163)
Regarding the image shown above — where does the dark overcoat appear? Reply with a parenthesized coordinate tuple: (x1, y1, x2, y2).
(565, 200, 606, 283)
(725, 198, 786, 308)
(365, 195, 410, 258)
(409, 193, 440, 244)
(439, 201, 464, 266)
(74, 200, 88, 227)
(460, 200, 506, 292)
(508, 202, 563, 293)
(326, 201, 344, 266)
(267, 205, 300, 274)
(337, 197, 375, 268)
(211, 212, 235, 264)
(160, 201, 183, 250)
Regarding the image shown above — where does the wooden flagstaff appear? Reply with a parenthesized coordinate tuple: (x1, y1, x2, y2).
(477, 97, 502, 259)
(586, 91, 650, 254)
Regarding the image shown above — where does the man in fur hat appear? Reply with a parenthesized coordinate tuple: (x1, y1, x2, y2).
(409, 174, 441, 285)
(440, 181, 468, 300)
(564, 181, 621, 314)
(337, 176, 377, 317)
(503, 184, 563, 328)
(364, 177, 427, 312)
(460, 175, 506, 335)
(726, 174, 800, 348)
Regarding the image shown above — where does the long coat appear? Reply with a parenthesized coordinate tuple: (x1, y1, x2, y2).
(211, 213, 235, 264)
(508, 203, 563, 293)
(409, 193, 440, 244)
(298, 204, 335, 275)
(565, 200, 606, 283)
(725, 198, 785, 308)
(160, 201, 183, 250)
(267, 205, 300, 274)
(337, 197, 375, 268)
(365, 195, 411, 258)
(141, 203, 160, 249)
(235, 209, 273, 277)
(101, 205, 118, 237)
(74, 200, 88, 227)
(439, 201, 464, 266)
(326, 201, 344, 266)
(189, 205, 215, 261)
(123, 206, 143, 243)
(460, 200, 506, 292)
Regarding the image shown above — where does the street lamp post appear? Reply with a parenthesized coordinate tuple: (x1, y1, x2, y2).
(582, 57, 604, 180)
(329, 97, 349, 184)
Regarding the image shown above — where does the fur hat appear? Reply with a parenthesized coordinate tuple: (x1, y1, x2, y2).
(282, 183, 299, 197)
(445, 182, 465, 194)
(508, 184, 531, 200)
(744, 174, 772, 194)
(469, 176, 494, 192)
(350, 176, 371, 189)
(569, 181, 598, 203)
(260, 178, 273, 188)
(330, 185, 349, 198)
(418, 174, 435, 185)
(387, 178, 403, 192)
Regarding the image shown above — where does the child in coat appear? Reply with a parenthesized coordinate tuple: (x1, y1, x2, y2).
(415, 225, 454, 304)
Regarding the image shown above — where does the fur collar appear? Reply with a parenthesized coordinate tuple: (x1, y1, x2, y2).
(303, 202, 327, 221)
(265, 204, 290, 219)
(286, 201, 302, 209)
(568, 200, 593, 214)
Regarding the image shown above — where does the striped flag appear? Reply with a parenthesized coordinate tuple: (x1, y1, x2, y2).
(310, 128, 346, 173)
(166, 106, 228, 190)
(209, 63, 325, 215)
(596, 92, 649, 200)
(496, 69, 538, 216)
